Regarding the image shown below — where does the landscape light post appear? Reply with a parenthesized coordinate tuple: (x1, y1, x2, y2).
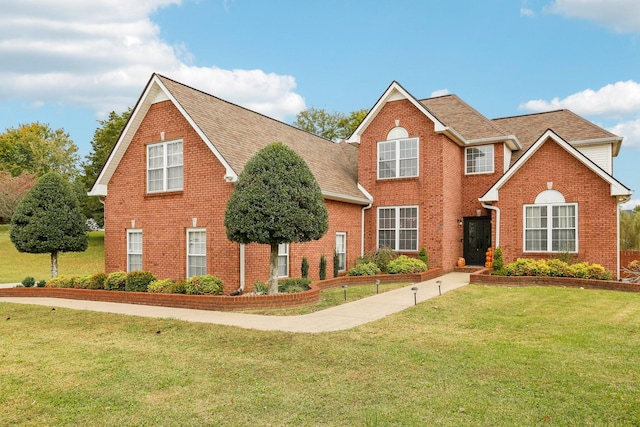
(411, 287, 418, 305)
(437, 280, 442, 296)
(342, 285, 348, 301)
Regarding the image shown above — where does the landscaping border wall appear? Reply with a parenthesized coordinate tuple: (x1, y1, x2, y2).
(470, 268, 640, 292)
(0, 268, 443, 311)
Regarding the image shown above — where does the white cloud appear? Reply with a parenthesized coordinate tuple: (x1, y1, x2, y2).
(546, 0, 640, 33)
(620, 198, 640, 210)
(609, 118, 640, 149)
(520, 80, 640, 118)
(431, 89, 450, 97)
(0, 0, 305, 120)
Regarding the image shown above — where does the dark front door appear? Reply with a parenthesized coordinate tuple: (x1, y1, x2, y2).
(464, 217, 491, 266)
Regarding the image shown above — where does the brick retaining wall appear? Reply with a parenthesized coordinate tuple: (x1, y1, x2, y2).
(0, 268, 443, 311)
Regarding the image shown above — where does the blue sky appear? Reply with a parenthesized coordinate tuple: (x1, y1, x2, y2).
(1, 0, 639, 207)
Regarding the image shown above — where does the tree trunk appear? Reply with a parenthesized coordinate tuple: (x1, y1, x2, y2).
(268, 243, 279, 294)
(50, 251, 58, 278)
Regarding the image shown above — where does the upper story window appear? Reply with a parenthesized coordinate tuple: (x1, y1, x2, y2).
(378, 127, 418, 179)
(147, 140, 183, 193)
(524, 190, 577, 253)
(465, 145, 494, 175)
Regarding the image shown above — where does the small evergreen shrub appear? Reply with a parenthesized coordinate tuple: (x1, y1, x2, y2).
(46, 276, 74, 288)
(21, 277, 35, 288)
(492, 247, 504, 271)
(386, 255, 428, 274)
(278, 278, 311, 293)
(347, 262, 381, 276)
(185, 275, 224, 295)
(301, 257, 309, 279)
(319, 255, 327, 280)
(419, 247, 429, 267)
(88, 272, 107, 290)
(333, 250, 340, 278)
(148, 279, 175, 293)
(74, 275, 91, 289)
(104, 271, 127, 291)
(253, 281, 268, 294)
(500, 258, 612, 280)
(125, 271, 156, 292)
(36, 280, 46, 288)
(568, 262, 612, 280)
(357, 246, 398, 273)
(171, 280, 187, 294)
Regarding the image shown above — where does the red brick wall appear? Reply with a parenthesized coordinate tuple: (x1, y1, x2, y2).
(493, 138, 619, 274)
(105, 101, 365, 292)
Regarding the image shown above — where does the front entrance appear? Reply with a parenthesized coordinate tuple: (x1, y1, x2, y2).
(463, 217, 491, 266)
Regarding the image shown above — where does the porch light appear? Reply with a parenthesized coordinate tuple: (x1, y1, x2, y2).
(457, 218, 463, 226)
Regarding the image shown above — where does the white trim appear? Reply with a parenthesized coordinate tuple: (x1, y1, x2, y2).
(465, 144, 495, 175)
(126, 229, 142, 272)
(186, 228, 207, 278)
(376, 205, 419, 252)
(479, 130, 632, 203)
(523, 202, 578, 253)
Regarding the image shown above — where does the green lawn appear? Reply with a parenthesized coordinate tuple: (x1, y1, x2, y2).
(0, 225, 104, 283)
(1, 285, 639, 426)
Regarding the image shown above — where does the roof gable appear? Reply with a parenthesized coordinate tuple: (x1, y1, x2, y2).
(90, 74, 369, 204)
(479, 129, 631, 203)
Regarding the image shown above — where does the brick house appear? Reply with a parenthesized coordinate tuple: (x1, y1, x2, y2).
(90, 75, 632, 290)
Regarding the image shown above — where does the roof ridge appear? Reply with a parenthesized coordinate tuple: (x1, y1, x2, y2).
(492, 109, 568, 121)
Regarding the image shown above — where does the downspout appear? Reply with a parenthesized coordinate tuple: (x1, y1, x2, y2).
(481, 202, 500, 247)
(617, 205, 621, 281)
(361, 202, 373, 257)
(228, 243, 245, 296)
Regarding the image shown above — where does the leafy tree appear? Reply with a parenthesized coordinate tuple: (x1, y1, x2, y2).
(224, 142, 329, 293)
(0, 122, 79, 180)
(620, 207, 640, 250)
(0, 171, 37, 223)
(79, 109, 132, 226)
(292, 107, 368, 141)
(10, 172, 88, 278)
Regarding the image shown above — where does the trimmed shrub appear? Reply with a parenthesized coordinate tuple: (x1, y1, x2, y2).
(171, 280, 187, 294)
(568, 262, 612, 280)
(185, 275, 224, 295)
(301, 257, 309, 279)
(148, 279, 175, 293)
(492, 247, 504, 271)
(74, 276, 91, 289)
(21, 277, 35, 288)
(500, 258, 612, 280)
(125, 271, 156, 292)
(104, 271, 127, 291)
(319, 255, 327, 280)
(36, 280, 46, 288)
(347, 262, 381, 276)
(419, 247, 429, 267)
(357, 246, 398, 273)
(46, 276, 74, 288)
(333, 250, 340, 278)
(88, 272, 107, 290)
(278, 278, 311, 294)
(387, 255, 428, 274)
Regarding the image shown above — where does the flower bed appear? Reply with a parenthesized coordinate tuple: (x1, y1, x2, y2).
(0, 268, 443, 311)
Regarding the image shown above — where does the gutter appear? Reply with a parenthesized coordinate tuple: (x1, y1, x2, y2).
(481, 202, 500, 247)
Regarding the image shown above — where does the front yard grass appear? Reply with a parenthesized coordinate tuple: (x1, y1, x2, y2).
(0, 225, 104, 283)
(1, 284, 639, 426)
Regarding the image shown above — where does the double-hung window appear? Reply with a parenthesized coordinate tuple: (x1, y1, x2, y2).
(524, 203, 577, 252)
(278, 243, 289, 278)
(465, 145, 494, 174)
(336, 233, 346, 272)
(147, 140, 183, 193)
(127, 229, 142, 272)
(187, 228, 206, 278)
(378, 206, 418, 251)
(378, 137, 418, 179)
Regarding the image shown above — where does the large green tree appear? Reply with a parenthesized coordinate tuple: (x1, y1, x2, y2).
(10, 172, 88, 278)
(224, 142, 329, 294)
(620, 206, 640, 250)
(292, 107, 368, 141)
(79, 109, 132, 225)
(0, 122, 79, 180)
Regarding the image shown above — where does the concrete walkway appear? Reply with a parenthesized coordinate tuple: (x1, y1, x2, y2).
(0, 272, 470, 333)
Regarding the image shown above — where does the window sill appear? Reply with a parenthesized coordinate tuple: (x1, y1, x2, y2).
(145, 190, 183, 199)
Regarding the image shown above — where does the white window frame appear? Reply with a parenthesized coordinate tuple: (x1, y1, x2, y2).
(336, 232, 347, 272)
(377, 137, 419, 179)
(523, 203, 578, 253)
(465, 145, 494, 175)
(127, 229, 142, 272)
(147, 139, 184, 193)
(377, 206, 419, 251)
(278, 243, 289, 278)
(187, 228, 206, 278)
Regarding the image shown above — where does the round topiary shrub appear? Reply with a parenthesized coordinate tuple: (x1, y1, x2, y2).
(185, 275, 224, 295)
(21, 277, 35, 288)
(386, 255, 428, 274)
(147, 278, 175, 293)
(125, 271, 156, 292)
(347, 262, 381, 276)
(104, 271, 127, 291)
(88, 272, 107, 290)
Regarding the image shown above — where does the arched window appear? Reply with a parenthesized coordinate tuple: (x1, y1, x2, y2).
(377, 127, 418, 179)
(524, 190, 577, 253)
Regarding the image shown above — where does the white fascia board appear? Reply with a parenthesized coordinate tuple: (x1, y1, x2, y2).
(479, 129, 631, 202)
(357, 183, 374, 202)
(322, 190, 372, 205)
(345, 81, 446, 144)
(87, 183, 108, 197)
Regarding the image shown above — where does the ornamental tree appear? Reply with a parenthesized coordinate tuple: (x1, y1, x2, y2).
(224, 142, 329, 294)
(10, 172, 88, 278)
